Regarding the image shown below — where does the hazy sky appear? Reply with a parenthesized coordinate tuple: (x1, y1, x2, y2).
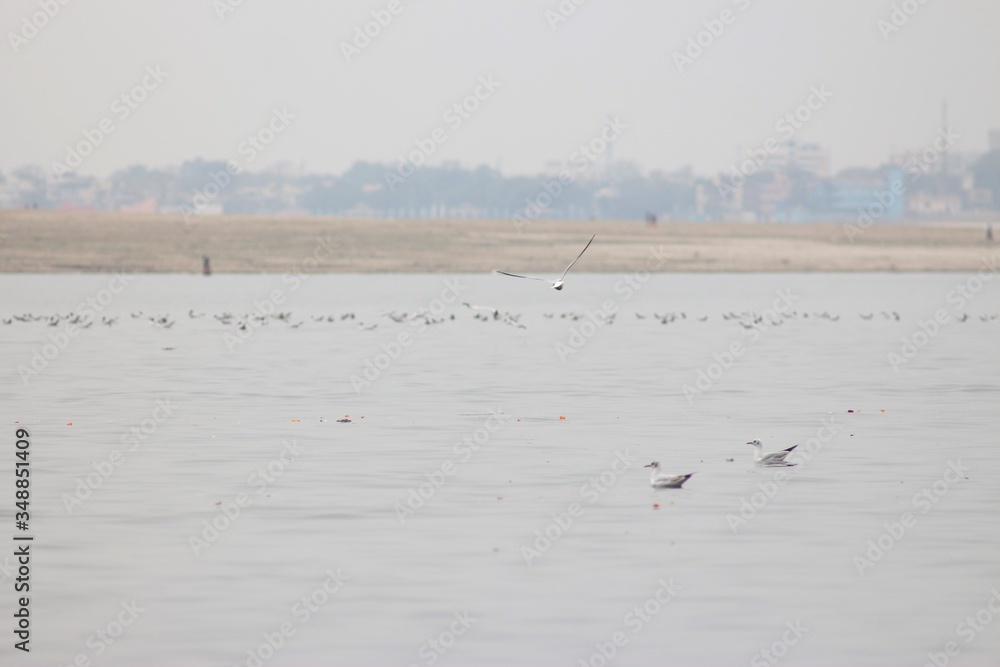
(2, 0, 998, 179)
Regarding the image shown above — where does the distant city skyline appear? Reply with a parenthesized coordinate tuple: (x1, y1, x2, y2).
(5, 125, 995, 224)
(2, 1, 999, 180)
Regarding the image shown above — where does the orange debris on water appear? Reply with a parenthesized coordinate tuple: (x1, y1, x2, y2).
(559, 415, 566, 420)
(881, 409, 886, 413)
(291, 419, 299, 422)
(67, 422, 73, 426)
(653, 504, 661, 509)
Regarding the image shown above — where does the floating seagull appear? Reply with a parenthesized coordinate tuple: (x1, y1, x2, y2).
(644, 461, 695, 489)
(747, 440, 797, 467)
(495, 234, 595, 291)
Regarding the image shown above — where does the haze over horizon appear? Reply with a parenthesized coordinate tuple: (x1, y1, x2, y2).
(2, 0, 998, 180)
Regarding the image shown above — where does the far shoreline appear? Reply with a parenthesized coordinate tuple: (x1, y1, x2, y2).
(0, 209, 995, 274)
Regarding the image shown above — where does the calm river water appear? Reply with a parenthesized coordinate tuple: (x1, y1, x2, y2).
(1, 273, 998, 666)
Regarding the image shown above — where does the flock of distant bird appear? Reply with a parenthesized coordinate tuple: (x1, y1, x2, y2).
(8, 308, 994, 333)
(0, 309, 447, 331)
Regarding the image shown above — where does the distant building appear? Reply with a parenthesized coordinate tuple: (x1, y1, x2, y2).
(989, 129, 1000, 152)
(966, 188, 994, 210)
(743, 170, 791, 221)
(942, 151, 983, 176)
(767, 141, 831, 177)
(47, 171, 109, 209)
(907, 193, 962, 217)
(782, 168, 905, 221)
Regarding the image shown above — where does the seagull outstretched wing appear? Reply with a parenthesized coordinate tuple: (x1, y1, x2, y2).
(558, 234, 596, 281)
(495, 271, 552, 283)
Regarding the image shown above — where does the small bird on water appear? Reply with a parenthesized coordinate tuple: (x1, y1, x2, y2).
(644, 461, 695, 489)
(747, 440, 797, 467)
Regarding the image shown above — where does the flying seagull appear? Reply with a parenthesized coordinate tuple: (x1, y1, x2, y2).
(747, 440, 797, 467)
(495, 234, 596, 290)
(644, 461, 695, 489)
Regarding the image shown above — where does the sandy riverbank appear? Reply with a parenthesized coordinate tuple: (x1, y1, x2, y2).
(0, 209, 995, 273)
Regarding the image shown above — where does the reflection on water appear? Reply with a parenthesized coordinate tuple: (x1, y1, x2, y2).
(1, 273, 998, 666)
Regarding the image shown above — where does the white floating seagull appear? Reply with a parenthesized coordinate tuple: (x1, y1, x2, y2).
(644, 461, 695, 489)
(747, 440, 797, 467)
(495, 234, 595, 291)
